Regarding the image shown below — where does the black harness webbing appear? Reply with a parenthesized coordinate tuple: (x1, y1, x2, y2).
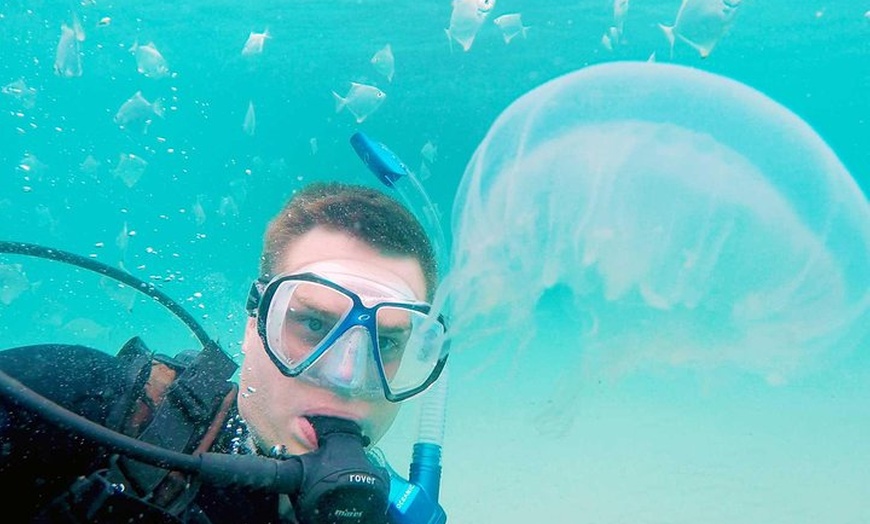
(114, 337, 239, 513)
(42, 337, 239, 522)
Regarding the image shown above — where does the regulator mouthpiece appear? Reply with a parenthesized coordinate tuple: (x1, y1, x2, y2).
(295, 416, 390, 523)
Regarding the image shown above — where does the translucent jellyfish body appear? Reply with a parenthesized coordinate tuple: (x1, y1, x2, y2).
(445, 62, 869, 383)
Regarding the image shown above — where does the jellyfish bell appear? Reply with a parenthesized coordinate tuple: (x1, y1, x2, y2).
(441, 61, 869, 386)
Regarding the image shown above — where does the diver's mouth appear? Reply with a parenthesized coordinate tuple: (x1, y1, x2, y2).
(302, 414, 370, 447)
(298, 416, 319, 448)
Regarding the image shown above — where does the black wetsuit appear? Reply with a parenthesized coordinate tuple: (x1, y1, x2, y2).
(0, 344, 291, 523)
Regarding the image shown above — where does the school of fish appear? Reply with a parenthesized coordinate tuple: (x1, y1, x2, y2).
(0, 0, 766, 217)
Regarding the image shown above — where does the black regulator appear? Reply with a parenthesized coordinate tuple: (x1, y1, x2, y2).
(294, 416, 391, 524)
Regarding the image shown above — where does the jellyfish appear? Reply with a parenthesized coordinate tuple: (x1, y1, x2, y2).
(441, 61, 869, 389)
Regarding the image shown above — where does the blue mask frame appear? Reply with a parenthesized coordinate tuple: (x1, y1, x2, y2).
(247, 272, 449, 402)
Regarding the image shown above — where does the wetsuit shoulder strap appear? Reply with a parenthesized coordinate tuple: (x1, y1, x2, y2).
(103, 336, 160, 433)
(110, 336, 239, 515)
(40, 337, 239, 523)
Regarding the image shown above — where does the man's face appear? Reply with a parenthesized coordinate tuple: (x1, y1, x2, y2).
(238, 226, 428, 455)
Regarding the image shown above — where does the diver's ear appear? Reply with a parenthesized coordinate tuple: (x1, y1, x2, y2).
(241, 317, 259, 354)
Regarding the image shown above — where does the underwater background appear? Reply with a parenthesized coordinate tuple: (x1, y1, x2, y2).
(1, 0, 868, 522)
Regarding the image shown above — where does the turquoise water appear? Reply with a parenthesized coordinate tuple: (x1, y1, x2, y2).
(1, 1, 868, 522)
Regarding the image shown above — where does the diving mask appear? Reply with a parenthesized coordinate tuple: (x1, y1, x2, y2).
(247, 262, 449, 402)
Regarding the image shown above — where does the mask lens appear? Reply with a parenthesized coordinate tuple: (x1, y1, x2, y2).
(261, 274, 447, 399)
(265, 280, 354, 370)
(376, 306, 446, 397)
(303, 326, 383, 397)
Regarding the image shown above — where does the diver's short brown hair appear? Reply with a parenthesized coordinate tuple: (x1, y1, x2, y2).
(260, 182, 437, 299)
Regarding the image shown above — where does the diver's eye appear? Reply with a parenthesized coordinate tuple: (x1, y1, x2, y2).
(378, 336, 403, 359)
(305, 317, 323, 332)
(285, 307, 337, 346)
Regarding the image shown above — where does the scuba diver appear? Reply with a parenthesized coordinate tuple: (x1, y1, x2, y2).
(0, 134, 450, 523)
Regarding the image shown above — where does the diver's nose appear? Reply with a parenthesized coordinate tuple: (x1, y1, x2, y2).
(326, 329, 367, 388)
(311, 326, 380, 397)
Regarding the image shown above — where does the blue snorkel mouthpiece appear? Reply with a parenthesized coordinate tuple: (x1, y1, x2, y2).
(351, 132, 449, 524)
(350, 131, 407, 188)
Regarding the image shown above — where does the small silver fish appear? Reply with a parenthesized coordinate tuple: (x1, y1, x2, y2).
(418, 161, 432, 182)
(218, 196, 239, 218)
(99, 275, 137, 312)
(79, 154, 101, 174)
(332, 82, 386, 124)
(192, 195, 208, 226)
(130, 41, 169, 79)
(613, 0, 629, 40)
(243, 100, 256, 136)
(54, 15, 85, 77)
(242, 29, 270, 56)
(371, 44, 395, 82)
(2, 78, 37, 108)
(600, 26, 619, 51)
(0, 263, 29, 306)
(601, 31, 612, 51)
(63, 317, 111, 340)
(114, 91, 164, 132)
(116, 221, 130, 253)
(659, 0, 742, 58)
(421, 140, 438, 163)
(18, 152, 48, 177)
(445, 0, 496, 52)
(34, 204, 59, 235)
(113, 153, 148, 187)
(493, 13, 529, 44)
(229, 177, 248, 207)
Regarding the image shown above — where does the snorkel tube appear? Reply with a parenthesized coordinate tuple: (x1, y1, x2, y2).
(351, 132, 450, 523)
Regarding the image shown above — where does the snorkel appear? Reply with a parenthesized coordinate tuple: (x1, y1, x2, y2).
(351, 132, 450, 523)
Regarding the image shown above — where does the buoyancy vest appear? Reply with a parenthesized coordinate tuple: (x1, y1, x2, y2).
(39, 336, 239, 523)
